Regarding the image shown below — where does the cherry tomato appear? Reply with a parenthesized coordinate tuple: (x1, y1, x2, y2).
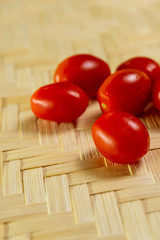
(97, 69, 151, 116)
(31, 82, 89, 122)
(92, 111, 150, 164)
(54, 54, 110, 98)
(152, 77, 160, 111)
(117, 57, 160, 83)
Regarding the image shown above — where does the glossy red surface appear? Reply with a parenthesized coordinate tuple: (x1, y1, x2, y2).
(97, 69, 151, 116)
(117, 57, 160, 83)
(31, 82, 89, 122)
(92, 111, 150, 164)
(54, 54, 110, 98)
(153, 77, 160, 111)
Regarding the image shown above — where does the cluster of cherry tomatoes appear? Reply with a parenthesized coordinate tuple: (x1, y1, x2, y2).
(31, 54, 160, 164)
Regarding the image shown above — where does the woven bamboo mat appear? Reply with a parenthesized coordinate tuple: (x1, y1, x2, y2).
(0, 0, 160, 239)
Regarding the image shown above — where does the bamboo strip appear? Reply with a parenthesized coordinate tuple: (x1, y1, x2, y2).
(4, 55, 57, 69)
(59, 123, 78, 151)
(0, 195, 24, 209)
(71, 184, 93, 223)
(0, 203, 47, 223)
(0, 98, 2, 130)
(0, 223, 5, 240)
(0, 185, 3, 196)
(38, 119, 59, 146)
(2, 63, 15, 86)
(21, 151, 79, 170)
(0, 59, 4, 86)
(45, 175, 72, 214)
(7, 213, 75, 238)
(19, 102, 32, 112)
(76, 129, 101, 160)
(148, 212, 160, 239)
(47, 40, 73, 63)
(128, 157, 149, 176)
(102, 192, 124, 235)
(32, 68, 51, 92)
(0, 48, 27, 58)
(4, 95, 31, 106)
(44, 157, 105, 177)
(127, 10, 150, 35)
(3, 145, 61, 161)
(19, 111, 38, 138)
(33, 63, 55, 73)
(0, 138, 39, 151)
(2, 104, 18, 130)
(91, 192, 124, 237)
(142, 197, 160, 213)
(0, 24, 28, 54)
(8, 233, 31, 240)
(101, 31, 122, 57)
(0, 130, 19, 139)
(32, 223, 98, 240)
(0, 151, 3, 185)
(88, 174, 153, 195)
(33, 234, 126, 240)
(116, 184, 160, 203)
(150, 137, 160, 150)
(3, 160, 22, 196)
(16, 67, 33, 89)
(0, 88, 31, 98)
(144, 149, 160, 182)
(0, 1, 49, 19)
(120, 201, 153, 240)
(68, 166, 130, 186)
(23, 168, 45, 204)
(140, 109, 160, 129)
(148, 128, 160, 138)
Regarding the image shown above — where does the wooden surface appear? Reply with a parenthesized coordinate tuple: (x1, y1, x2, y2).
(0, 0, 160, 239)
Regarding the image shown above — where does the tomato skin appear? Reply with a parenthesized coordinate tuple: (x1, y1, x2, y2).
(54, 54, 110, 98)
(153, 77, 160, 111)
(117, 57, 160, 83)
(97, 69, 151, 116)
(31, 82, 89, 122)
(92, 111, 150, 164)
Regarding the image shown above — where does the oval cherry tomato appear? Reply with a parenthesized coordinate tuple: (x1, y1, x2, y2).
(54, 54, 110, 98)
(117, 57, 160, 83)
(92, 111, 150, 164)
(31, 82, 89, 122)
(153, 77, 160, 111)
(97, 69, 151, 116)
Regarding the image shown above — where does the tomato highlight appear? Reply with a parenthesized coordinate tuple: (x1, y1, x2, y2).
(117, 56, 160, 83)
(97, 69, 151, 116)
(92, 111, 150, 164)
(54, 54, 110, 98)
(31, 82, 89, 123)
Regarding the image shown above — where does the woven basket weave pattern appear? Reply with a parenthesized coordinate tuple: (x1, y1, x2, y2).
(0, 0, 160, 239)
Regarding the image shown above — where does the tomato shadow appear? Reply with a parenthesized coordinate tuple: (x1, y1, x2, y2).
(19, 114, 38, 137)
(20, 115, 59, 140)
(73, 152, 131, 184)
(138, 102, 160, 120)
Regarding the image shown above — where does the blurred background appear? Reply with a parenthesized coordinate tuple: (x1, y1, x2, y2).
(1, 0, 160, 89)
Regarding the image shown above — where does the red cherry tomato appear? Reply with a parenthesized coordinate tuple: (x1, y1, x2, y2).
(97, 69, 151, 116)
(153, 77, 160, 111)
(117, 57, 160, 83)
(92, 111, 150, 164)
(31, 82, 89, 122)
(54, 54, 110, 98)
